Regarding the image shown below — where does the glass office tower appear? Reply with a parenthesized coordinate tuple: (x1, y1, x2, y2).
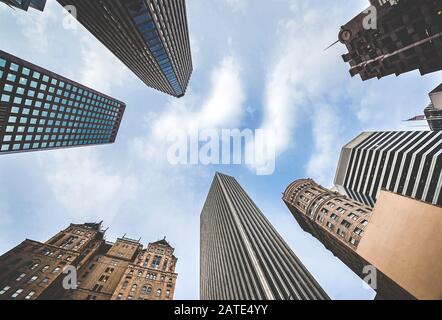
(0, 0, 46, 11)
(56, 0, 193, 98)
(0, 50, 126, 155)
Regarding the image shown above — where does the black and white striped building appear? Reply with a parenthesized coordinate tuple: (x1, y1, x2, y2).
(200, 173, 329, 300)
(334, 131, 442, 207)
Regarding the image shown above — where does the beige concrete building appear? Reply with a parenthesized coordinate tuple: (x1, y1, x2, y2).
(358, 190, 442, 300)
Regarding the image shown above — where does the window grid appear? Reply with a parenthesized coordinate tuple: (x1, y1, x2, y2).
(0, 53, 125, 153)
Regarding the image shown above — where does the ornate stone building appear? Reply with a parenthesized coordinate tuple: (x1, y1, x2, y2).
(0, 223, 178, 300)
(283, 179, 442, 300)
(339, 0, 442, 80)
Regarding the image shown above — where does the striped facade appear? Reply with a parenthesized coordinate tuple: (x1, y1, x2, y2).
(200, 173, 329, 301)
(334, 131, 442, 207)
(57, 0, 192, 98)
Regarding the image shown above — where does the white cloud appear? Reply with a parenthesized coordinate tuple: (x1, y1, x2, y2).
(222, 0, 248, 12)
(43, 149, 140, 223)
(306, 104, 344, 186)
(78, 35, 131, 94)
(254, 2, 350, 167)
(16, 0, 59, 54)
(133, 54, 246, 161)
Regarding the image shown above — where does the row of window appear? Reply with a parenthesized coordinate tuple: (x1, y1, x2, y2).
(0, 57, 121, 112)
(4, 102, 118, 122)
(127, 2, 183, 96)
(0, 286, 35, 300)
(1, 139, 112, 152)
(117, 284, 170, 299)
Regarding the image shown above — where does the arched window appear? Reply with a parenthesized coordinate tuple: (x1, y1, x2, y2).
(146, 287, 152, 295)
(156, 289, 162, 297)
(122, 281, 129, 289)
(141, 286, 148, 294)
(131, 284, 137, 292)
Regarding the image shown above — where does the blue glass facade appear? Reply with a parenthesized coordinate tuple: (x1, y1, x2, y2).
(0, 0, 46, 11)
(125, 1, 184, 97)
(0, 51, 126, 154)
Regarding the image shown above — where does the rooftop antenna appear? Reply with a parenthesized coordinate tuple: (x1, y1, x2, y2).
(324, 39, 340, 52)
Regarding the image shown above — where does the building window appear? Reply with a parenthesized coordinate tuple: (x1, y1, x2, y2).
(166, 289, 171, 297)
(42, 265, 50, 272)
(40, 277, 50, 286)
(326, 222, 334, 230)
(330, 214, 339, 221)
(122, 281, 129, 289)
(11, 288, 23, 298)
(116, 293, 123, 300)
(92, 284, 104, 293)
(362, 220, 369, 226)
(16, 273, 26, 282)
(348, 213, 359, 221)
(162, 259, 168, 271)
(28, 276, 38, 283)
(52, 266, 61, 273)
(354, 228, 364, 236)
(131, 284, 137, 292)
(99, 275, 109, 283)
(349, 237, 358, 246)
(25, 291, 36, 300)
(337, 229, 345, 238)
(31, 263, 40, 270)
(341, 220, 351, 229)
(0, 286, 10, 295)
(156, 289, 162, 297)
(141, 286, 148, 294)
(151, 255, 161, 269)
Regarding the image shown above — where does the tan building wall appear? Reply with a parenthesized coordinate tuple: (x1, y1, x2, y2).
(357, 191, 442, 300)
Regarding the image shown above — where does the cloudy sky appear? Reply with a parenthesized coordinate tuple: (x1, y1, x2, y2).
(0, 0, 440, 300)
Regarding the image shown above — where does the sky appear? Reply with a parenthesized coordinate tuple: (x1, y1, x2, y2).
(0, 0, 441, 300)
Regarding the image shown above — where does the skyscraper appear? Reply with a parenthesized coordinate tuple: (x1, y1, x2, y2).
(283, 179, 442, 300)
(56, 0, 193, 98)
(425, 83, 442, 131)
(0, 222, 178, 300)
(339, 0, 442, 80)
(0, 0, 46, 11)
(0, 50, 126, 155)
(200, 172, 329, 300)
(334, 131, 442, 207)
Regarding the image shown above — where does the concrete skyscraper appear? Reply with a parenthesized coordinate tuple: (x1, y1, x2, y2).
(57, 0, 193, 98)
(0, 50, 126, 155)
(334, 131, 442, 207)
(0, 0, 46, 11)
(200, 173, 329, 300)
(339, 0, 442, 80)
(283, 179, 442, 300)
(0, 222, 178, 300)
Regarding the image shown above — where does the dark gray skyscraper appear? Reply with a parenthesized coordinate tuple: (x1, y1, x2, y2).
(334, 131, 442, 207)
(200, 173, 329, 300)
(425, 83, 442, 132)
(339, 0, 442, 80)
(0, 0, 46, 11)
(57, 0, 193, 98)
(0, 50, 125, 155)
